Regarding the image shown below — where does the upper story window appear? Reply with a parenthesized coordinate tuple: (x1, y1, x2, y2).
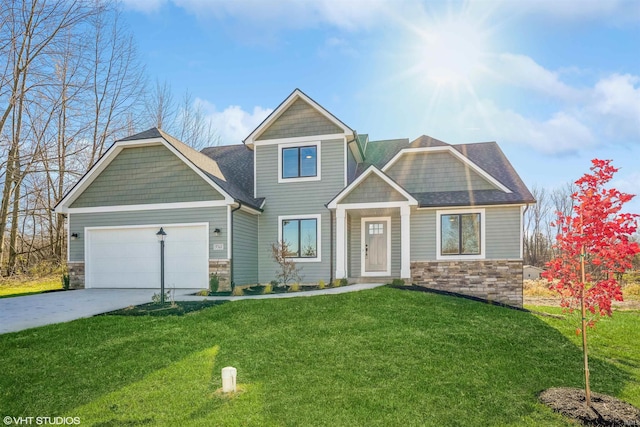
(436, 209, 485, 260)
(278, 141, 321, 183)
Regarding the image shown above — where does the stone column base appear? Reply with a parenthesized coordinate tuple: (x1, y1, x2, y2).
(67, 262, 85, 289)
(209, 259, 231, 292)
(411, 260, 523, 307)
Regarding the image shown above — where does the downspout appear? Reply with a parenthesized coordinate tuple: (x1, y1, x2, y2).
(230, 201, 242, 287)
(522, 204, 530, 262)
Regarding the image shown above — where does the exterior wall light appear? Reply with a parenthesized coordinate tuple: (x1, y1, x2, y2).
(71, 233, 79, 240)
(214, 228, 221, 236)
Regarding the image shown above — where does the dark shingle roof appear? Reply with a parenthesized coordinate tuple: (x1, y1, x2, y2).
(350, 134, 534, 207)
(413, 190, 533, 207)
(200, 144, 264, 209)
(452, 142, 535, 205)
(353, 138, 409, 180)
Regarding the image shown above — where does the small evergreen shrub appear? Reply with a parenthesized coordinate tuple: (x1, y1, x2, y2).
(209, 274, 220, 293)
(232, 286, 244, 296)
(317, 280, 326, 289)
(289, 283, 301, 292)
(339, 278, 348, 287)
(390, 278, 405, 287)
(263, 284, 273, 294)
(196, 290, 209, 296)
(61, 274, 70, 290)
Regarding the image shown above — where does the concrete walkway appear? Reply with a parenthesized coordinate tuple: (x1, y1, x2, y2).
(0, 283, 386, 334)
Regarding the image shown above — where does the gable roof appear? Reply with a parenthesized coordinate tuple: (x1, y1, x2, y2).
(344, 134, 534, 208)
(243, 88, 353, 146)
(328, 166, 418, 209)
(55, 128, 264, 213)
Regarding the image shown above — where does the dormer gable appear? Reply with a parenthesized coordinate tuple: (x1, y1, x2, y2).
(243, 89, 353, 147)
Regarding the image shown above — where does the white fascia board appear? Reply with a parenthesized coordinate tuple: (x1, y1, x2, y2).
(55, 136, 235, 213)
(382, 146, 512, 194)
(336, 201, 413, 210)
(252, 133, 347, 147)
(238, 203, 262, 215)
(327, 166, 417, 209)
(416, 203, 527, 211)
(67, 200, 229, 214)
(244, 89, 353, 146)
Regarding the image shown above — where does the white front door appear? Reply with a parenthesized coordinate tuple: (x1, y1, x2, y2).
(361, 217, 391, 277)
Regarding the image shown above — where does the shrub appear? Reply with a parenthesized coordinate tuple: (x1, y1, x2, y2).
(196, 290, 209, 296)
(263, 284, 273, 294)
(339, 278, 348, 287)
(623, 282, 640, 299)
(390, 278, 405, 287)
(332, 279, 341, 288)
(270, 240, 303, 288)
(61, 274, 70, 290)
(209, 275, 220, 293)
(151, 291, 171, 304)
(317, 280, 326, 289)
(232, 287, 244, 296)
(289, 283, 301, 292)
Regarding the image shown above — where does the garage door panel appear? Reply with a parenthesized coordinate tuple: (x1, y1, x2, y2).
(86, 225, 208, 289)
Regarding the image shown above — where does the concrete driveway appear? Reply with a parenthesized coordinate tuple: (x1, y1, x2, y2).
(0, 289, 197, 334)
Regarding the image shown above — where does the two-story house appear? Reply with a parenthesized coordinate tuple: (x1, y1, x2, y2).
(55, 89, 535, 307)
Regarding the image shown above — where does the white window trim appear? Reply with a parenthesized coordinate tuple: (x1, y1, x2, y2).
(436, 208, 486, 260)
(277, 140, 321, 184)
(277, 214, 322, 263)
(361, 216, 392, 277)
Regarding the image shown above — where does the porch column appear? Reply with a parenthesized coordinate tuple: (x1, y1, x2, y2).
(400, 204, 411, 279)
(335, 207, 347, 279)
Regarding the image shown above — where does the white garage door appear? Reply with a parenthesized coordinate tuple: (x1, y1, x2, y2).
(85, 224, 209, 289)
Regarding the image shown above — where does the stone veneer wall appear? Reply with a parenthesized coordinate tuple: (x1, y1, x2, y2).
(68, 262, 85, 289)
(66, 260, 230, 291)
(209, 259, 231, 292)
(411, 260, 523, 307)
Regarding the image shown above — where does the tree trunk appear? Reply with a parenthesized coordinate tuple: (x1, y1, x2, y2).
(580, 216, 591, 407)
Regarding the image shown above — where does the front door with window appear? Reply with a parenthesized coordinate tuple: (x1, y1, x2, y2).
(362, 217, 390, 276)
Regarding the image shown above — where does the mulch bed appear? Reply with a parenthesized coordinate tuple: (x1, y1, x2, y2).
(539, 387, 640, 426)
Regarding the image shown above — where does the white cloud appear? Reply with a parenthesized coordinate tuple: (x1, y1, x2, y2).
(589, 74, 640, 139)
(514, 0, 639, 23)
(171, 0, 393, 30)
(196, 99, 271, 145)
(459, 100, 596, 154)
(120, 0, 167, 13)
(492, 53, 582, 101)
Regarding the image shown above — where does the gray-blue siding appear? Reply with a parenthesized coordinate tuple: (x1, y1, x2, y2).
(255, 139, 345, 284)
(68, 207, 228, 262)
(232, 209, 259, 285)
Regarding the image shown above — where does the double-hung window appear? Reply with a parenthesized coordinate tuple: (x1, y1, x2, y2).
(279, 215, 321, 261)
(279, 143, 320, 182)
(438, 211, 483, 258)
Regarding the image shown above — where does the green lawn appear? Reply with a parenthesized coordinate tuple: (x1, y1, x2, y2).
(1, 287, 638, 426)
(0, 276, 62, 298)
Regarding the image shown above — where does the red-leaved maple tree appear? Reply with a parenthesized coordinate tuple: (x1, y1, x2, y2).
(542, 159, 640, 407)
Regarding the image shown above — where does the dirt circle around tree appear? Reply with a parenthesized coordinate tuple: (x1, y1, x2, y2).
(539, 387, 640, 426)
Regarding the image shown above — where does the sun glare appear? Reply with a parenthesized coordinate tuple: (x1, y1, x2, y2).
(420, 20, 487, 86)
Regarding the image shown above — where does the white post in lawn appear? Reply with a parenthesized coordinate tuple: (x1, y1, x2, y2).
(222, 366, 237, 393)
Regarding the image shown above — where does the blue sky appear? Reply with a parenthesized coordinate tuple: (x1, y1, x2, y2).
(121, 0, 640, 213)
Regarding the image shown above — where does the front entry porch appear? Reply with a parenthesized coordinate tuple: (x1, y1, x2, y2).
(334, 203, 412, 280)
